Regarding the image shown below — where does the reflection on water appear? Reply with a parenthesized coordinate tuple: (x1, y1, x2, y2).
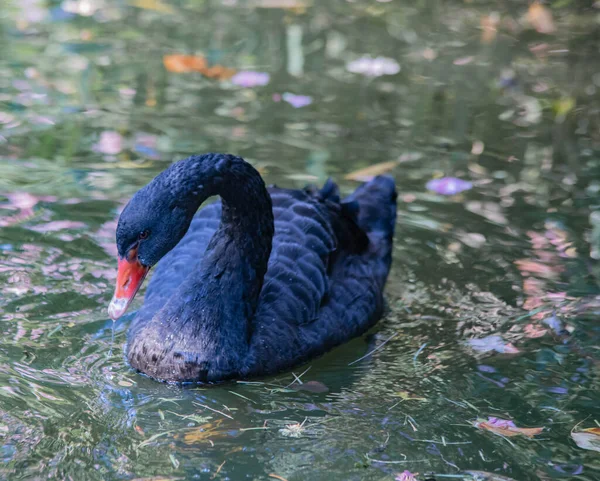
(1, 0, 599, 480)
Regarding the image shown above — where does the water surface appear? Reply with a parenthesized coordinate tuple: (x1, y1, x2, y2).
(1, 1, 599, 480)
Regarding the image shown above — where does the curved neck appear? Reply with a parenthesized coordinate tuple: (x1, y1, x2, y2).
(158, 154, 273, 356)
(175, 152, 273, 299)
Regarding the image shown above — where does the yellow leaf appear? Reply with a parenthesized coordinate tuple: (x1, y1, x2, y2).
(393, 391, 427, 402)
(345, 160, 398, 182)
(553, 97, 575, 119)
(528, 3, 555, 34)
(131, 0, 174, 14)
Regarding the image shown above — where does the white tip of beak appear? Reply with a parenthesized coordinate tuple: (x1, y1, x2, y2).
(108, 296, 130, 321)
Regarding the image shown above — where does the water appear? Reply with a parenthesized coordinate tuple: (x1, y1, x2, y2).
(1, 1, 599, 480)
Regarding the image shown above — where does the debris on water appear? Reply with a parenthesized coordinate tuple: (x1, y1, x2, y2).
(467, 336, 519, 354)
(453, 56, 474, 66)
(290, 380, 329, 393)
(589, 211, 600, 259)
(426, 177, 473, 196)
(279, 418, 308, 438)
(345, 160, 399, 182)
(550, 464, 583, 476)
(93, 131, 123, 155)
(546, 386, 568, 395)
(268, 474, 289, 481)
(280, 93, 312, 108)
(346, 55, 400, 77)
(471, 141, 484, 155)
(211, 460, 226, 479)
(527, 3, 555, 34)
(571, 427, 600, 452)
(131, 476, 184, 481)
(395, 471, 418, 481)
(230, 71, 270, 87)
(474, 417, 543, 438)
(168, 453, 180, 469)
(464, 471, 518, 481)
(182, 419, 226, 444)
(523, 323, 547, 338)
(392, 391, 427, 402)
(542, 314, 566, 335)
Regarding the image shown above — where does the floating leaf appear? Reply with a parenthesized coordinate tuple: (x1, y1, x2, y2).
(93, 131, 123, 155)
(553, 97, 575, 120)
(395, 471, 418, 481)
(471, 140, 485, 155)
(465, 471, 518, 481)
(201, 65, 236, 80)
(392, 391, 427, 402)
(254, 0, 308, 11)
(163, 55, 236, 80)
(182, 419, 226, 444)
(281, 93, 312, 108)
(168, 453, 179, 469)
(131, 477, 184, 481)
(572, 428, 600, 452)
(453, 56, 474, 66)
(527, 3, 555, 34)
(480, 13, 499, 44)
(346, 56, 400, 77)
(426, 177, 472, 196)
(475, 417, 543, 438)
(285, 174, 319, 182)
(524, 323, 547, 338)
(291, 381, 329, 393)
(131, 0, 175, 14)
(345, 160, 398, 182)
(230, 71, 270, 87)
(163, 54, 207, 73)
(269, 474, 290, 481)
(468, 336, 519, 354)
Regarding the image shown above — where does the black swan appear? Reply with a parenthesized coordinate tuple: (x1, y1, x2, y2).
(108, 153, 397, 382)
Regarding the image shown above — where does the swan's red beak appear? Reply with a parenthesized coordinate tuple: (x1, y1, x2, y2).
(108, 249, 149, 320)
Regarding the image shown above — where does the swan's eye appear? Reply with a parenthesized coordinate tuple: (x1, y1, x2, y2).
(138, 230, 150, 240)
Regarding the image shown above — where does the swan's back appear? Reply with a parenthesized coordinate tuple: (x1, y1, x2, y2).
(247, 177, 397, 375)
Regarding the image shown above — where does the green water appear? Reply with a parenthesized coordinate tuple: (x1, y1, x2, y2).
(1, 1, 599, 480)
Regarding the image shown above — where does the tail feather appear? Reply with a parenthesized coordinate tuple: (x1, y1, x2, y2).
(343, 175, 397, 240)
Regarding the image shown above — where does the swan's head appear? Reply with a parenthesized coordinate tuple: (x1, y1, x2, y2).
(108, 179, 198, 320)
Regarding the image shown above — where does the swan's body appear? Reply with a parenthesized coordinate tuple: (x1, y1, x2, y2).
(109, 153, 396, 382)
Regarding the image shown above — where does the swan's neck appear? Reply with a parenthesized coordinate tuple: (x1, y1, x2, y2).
(162, 154, 273, 356)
